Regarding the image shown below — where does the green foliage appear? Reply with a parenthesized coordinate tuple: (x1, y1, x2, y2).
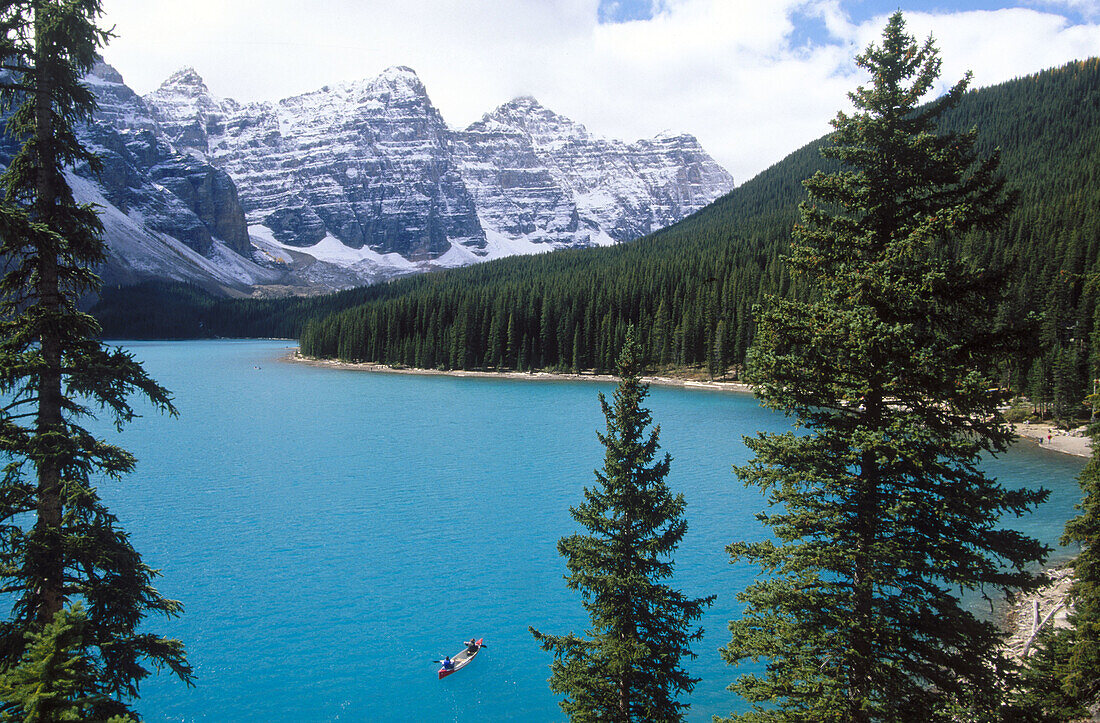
(530, 328, 714, 722)
(0, 0, 191, 715)
(722, 14, 1048, 722)
(1056, 419, 1100, 706)
(0, 603, 135, 722)
(1009, 628, 1091, 722)
(1011, 413, 1100, 718)
(91, 280, 390, 340)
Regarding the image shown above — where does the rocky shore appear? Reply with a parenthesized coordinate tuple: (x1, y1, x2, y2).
(1013, 422, 1092, 458)
(1002, 565, 1076, 661)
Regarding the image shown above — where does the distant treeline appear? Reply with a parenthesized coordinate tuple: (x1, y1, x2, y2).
(96, 59, 1100, 413)
(93, 281, 384, 340)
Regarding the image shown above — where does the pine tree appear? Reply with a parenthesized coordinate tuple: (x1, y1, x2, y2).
(1011, 629, 1090, 722)
(530, 328, 714, 722)
(0, 0, 191, 714)
(0, 603, 134, 722)
(722, 13, 1048, 722)
(1009, 414, 1100, 721)
(1056, 417, 1100, 707)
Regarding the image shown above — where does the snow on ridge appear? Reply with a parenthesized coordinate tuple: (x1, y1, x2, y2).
(129, 62, 734, 289)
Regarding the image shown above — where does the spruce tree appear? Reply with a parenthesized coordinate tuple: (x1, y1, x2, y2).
(0, 604, 134, 722)
(1055, 417, 1100, 707)
(0, 0, 191, 715)
(723, 13, 1048, 722)
(1009, 414, 1100, 721)
(531, 328, 714, 722)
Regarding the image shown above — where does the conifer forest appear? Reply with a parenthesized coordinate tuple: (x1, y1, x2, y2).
(92, 55, 1100, 419)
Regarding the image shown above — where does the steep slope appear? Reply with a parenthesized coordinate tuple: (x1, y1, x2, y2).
(148, 66, 486, 261)
(141, 66, 734, 279)
(453, 96, 733, 249)
(0, 61, 283, 295)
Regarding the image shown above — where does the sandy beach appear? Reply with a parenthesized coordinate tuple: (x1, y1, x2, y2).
(286, 349, 756, 394)
(1013, 422, 1093, 458)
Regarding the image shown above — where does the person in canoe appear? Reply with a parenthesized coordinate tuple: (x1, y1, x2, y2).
(440, 656, 454, 671)
(464, 638, 481, 654)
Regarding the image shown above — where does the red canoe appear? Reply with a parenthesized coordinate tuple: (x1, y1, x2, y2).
(438, 638, 484, 679)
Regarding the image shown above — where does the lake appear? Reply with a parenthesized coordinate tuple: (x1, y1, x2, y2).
(88, 340, 1085, 721)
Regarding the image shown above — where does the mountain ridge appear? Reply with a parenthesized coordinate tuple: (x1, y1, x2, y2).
(137, 64, 734, 282)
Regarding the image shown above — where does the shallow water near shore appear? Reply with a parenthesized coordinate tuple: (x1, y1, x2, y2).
(88, 340, 1085, 721)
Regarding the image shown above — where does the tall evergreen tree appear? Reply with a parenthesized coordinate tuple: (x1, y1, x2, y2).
(531, 328, 714, 722)
(722, 13, 1048, 722)
(1055, 416, 1100, 707)
(1009, 412, 1100, 721)
(0, 0, 191, 716)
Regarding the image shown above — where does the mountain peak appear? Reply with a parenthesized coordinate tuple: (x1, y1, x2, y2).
(504, 95, 544, 110)
(87, 59, 125, 86)
(158, 67, 209, 95)
(379, 65, 419, 80)
(480, 96, 587, 145)
(369, 65, 427, 97)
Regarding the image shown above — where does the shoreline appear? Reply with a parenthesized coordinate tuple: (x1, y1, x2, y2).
(285, 352, 1092, 458)
(286, 352, 1095, 457)
(1001, 563, 1076, 662)
(285, 349, 756, 394)
(1012, 422, 1092, 458)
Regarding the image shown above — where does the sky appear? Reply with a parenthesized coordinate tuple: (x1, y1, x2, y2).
(98, 0, 1100, 183)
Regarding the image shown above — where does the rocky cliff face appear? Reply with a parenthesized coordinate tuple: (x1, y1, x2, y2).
(43, 62, 734, 294)
(141, 66, 734, 275)
(146, 66, 487, 260)
(81, 62, 253, 261)
(0, 62, 275, 295)
(455, 96, 734, 246)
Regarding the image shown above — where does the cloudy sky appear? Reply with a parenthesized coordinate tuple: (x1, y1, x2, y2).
(99, 0, 1100, 182)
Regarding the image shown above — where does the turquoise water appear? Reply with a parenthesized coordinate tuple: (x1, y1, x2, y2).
(85, 340, 1085, 722)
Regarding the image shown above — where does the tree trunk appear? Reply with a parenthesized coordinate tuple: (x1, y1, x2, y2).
(32, 1, 65, 627)
(850, 391, 881, 723)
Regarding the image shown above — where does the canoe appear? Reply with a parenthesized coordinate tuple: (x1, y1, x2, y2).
(438, 637, 484, 679)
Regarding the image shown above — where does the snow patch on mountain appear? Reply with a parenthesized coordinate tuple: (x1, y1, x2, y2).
(140, 65, 734, 276)
(248, 225, 418, 271)
(67, 172, 281, 291)
(66, 61, 735, 295)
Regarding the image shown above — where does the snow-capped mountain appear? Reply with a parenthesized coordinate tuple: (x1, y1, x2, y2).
(146, 66, 487, 265)
(134, 65, 733, 289)
(44, 62, 734, 294)
(455, 95, 735, 246)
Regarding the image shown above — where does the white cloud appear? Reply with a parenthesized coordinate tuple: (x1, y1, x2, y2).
(99, 1, 1100, 184)
(1027, 0, 1100, 19)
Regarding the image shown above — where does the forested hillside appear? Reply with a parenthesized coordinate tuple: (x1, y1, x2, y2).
(98, 59, 1100, 412)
